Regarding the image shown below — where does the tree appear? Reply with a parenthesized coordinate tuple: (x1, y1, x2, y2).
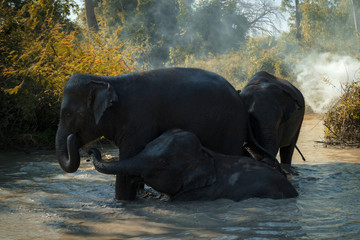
(280, 0, 359, 53)
(238, 0, 284, 35)
(189, 0, 249, 54)
(84, 0, 99, 32)
(169, 0, 282, 63)
(0, 0, 77, 148)
(94, 0, 283, 65)
(300, 0, 359, 51)
(0, 0, 138, 149)
(351, 0, 359, 37)
(294, 0, 301, 39)
(281, 0, 302, 40)
(96, 0, 180, 66)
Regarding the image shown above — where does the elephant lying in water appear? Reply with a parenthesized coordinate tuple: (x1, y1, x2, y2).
(88, 129, 298, 201)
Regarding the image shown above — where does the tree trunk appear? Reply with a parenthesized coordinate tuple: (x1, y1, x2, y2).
(295, 0, 301, 40)
(84, 0, 99, 32)
(351, 0, 359, 37)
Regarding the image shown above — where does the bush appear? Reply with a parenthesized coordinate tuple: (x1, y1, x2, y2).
(0, 7, 140, 150)
(324, 80, 360, 146)
(175, 36, 291, 90)
(178, 51, 248, 90)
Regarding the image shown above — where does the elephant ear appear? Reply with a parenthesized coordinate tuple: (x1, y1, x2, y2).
(87, 81, 118, 125)
(182, 147, 216, 193)
(275, 79, 304, 109)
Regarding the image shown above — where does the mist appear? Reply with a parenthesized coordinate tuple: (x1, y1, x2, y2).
(294, 52, 360, 113)
(78, 0, 360, 115)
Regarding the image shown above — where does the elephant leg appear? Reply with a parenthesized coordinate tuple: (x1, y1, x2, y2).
(279, 128, 301, 165)
(114, 148, 140, 200)
(114, 130, 156, 200)
(115, 175, 140, 200)
(279, 144, 295, 165)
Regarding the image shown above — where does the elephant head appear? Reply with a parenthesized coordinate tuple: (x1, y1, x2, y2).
(56, 74, 118, 173)
(88, 129, 216, 196)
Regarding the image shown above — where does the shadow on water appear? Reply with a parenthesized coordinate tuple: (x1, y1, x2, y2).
(1, 115, 360, 239)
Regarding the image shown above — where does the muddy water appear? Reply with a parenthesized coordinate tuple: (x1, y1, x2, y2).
(1, 115, 359, 240)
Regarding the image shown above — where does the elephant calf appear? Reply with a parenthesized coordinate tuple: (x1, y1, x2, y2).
(89, 129, 298, 201)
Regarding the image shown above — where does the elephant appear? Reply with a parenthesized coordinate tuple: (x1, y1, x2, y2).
(56, 67, 249, 200)
(88, 129, 298, 201)
(239, 71, 305, 166)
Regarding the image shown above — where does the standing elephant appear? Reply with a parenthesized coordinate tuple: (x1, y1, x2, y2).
(239, 71, 305, 166)
(56, 67, 248, 200)
(88, 129, 298, 201)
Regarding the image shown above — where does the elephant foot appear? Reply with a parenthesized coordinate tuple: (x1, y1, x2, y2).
(261, 157, 287, 177)
(115, 175, 139, 201)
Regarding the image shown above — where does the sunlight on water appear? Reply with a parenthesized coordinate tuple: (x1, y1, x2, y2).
(0, 115, 359, 239)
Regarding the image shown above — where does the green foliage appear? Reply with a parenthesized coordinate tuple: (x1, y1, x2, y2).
(324, 79, 360, 146)
(0, 0, 139, 150)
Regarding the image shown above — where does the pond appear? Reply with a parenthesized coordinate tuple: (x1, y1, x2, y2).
(0, 115, 359, 239)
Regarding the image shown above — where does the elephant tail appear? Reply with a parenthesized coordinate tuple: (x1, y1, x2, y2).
(295, 145, 306, 161)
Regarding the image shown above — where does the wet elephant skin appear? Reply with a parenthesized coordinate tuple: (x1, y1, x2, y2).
(56, 67, 249, 200)
(240, 71, 305, 166)
(89, 129, 298, 201)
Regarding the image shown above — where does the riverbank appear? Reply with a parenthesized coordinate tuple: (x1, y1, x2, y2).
(294, 114, 360, 164)
(2, 114, 360, 156)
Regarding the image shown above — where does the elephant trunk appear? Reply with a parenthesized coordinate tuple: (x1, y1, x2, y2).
(247, 120, 278, 159)
(56, 127, 80, 173)
(88, 148, 142, 176)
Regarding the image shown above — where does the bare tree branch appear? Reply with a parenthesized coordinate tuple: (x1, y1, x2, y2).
(237, 0, 284, 36)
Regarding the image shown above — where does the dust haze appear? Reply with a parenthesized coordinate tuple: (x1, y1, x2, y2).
(294, 53, 359, 113)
